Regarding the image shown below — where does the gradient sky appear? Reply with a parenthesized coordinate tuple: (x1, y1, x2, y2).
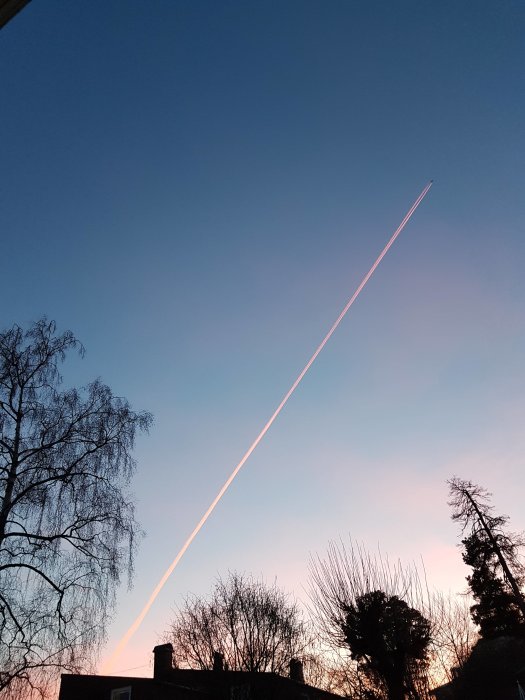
(2, 0, 525, 678)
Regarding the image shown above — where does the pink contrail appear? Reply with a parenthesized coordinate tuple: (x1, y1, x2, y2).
(101, 181, 433, 673)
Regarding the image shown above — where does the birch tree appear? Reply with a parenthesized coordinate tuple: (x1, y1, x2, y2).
(0, 319, 151, 698)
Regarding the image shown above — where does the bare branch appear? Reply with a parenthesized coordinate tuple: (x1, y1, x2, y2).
(0, 319, 151, 698)
(167, 572, 310, 676)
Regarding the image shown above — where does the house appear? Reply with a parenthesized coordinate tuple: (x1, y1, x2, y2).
(58, 644, 344, 700)
(58, 674, 209, 700)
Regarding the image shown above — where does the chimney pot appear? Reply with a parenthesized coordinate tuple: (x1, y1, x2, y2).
(213, 651, 225, 672)
(289, 658, 304, 683)
(153, 643, 173, 679)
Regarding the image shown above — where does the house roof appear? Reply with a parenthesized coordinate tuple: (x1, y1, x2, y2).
(59, 669, 344, 700)
(58, 674, 213, 700)
(165, 668, 343, 700)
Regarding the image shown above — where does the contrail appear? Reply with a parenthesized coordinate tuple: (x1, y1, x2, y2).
(102, 180, 433, 673)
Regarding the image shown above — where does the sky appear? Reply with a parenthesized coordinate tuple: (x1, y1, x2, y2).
(2, 0, 525, 679)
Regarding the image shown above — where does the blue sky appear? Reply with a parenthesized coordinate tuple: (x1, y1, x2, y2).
(2, 0, 525, 675)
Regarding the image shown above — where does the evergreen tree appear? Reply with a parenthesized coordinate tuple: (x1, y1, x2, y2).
(448, 477, 525, 638)
(343, 590, 431, 700)
(462, 532, 524, 638)
(309, 540, 432, 700)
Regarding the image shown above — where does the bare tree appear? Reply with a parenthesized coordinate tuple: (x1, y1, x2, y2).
(305, 647, 385, 699)
(167, 572, 310, 676)
(0, 319, 152, 698)
(309, 540, 432, 700)
(428, 592, 478, 686)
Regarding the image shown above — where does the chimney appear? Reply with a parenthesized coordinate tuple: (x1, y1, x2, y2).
(289, 658, 304, 683)
(213, 651, 225, 672)
(153, 643, 173, 679)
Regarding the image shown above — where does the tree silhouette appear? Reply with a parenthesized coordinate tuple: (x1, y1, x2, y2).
(429, 591, 478, 685)
(0, 319, 152, 698)
(343, 591, 431, 700)
(448, 477, 525, 638)
(167, 572, 309, 676)
(462, 532, 523, 638)
(309, 540, 432, 700)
